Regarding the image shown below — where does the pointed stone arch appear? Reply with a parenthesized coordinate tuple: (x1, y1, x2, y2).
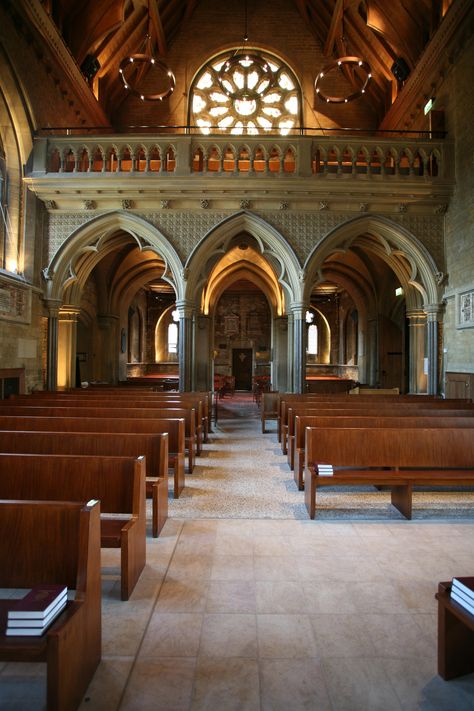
(43, 211, 184, 305)
(185, 210, 302, 308)
(303, 214, 444, 393)
(303, 214, 441, 308)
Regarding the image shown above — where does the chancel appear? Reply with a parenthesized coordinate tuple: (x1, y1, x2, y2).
(0, 0, 474, 708)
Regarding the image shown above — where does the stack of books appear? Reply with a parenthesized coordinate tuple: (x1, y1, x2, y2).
(316, 463, 334, 476)
(5, 584, 67, 636)
(450, 577, 474, 616)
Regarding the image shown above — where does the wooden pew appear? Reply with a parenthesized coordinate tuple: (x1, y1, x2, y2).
(73, 389, 214, 439)
(287, 405, 474, 472)
(304, 427, 474, 519)
(279, 396, 474, 454)
(0, 431, 168, 538)
(0, 499, 101, 711)
(0, 405, 196, 475)
(0, 415, 185, 499)
(293, 414, 474, 490)
(24, 391, 210, 449)
(0, 453, 146, 601)
(261, 392, 280, 433)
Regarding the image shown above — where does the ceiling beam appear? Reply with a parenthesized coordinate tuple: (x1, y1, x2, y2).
(149, 0, 167, 55)
(324, 0, 345, 56)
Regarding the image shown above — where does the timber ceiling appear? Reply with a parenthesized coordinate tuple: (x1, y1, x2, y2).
(14, 0, 458, 127)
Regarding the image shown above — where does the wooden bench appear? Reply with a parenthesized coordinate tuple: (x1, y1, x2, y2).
(0, 453, 146, 600)
(62, 389, 213, 439)
(280, 396, 474, 454)
(287, 404, 474, 472)
(436, 581, 474, 680)
(0, 431, 168, 538)
(261, 392, 280, 433)
(24, 392, 208, 450)
(0, 499, 101, 710)
(0, 415, 185, 499)
(293, 414, 474, 490)
(0, 404, 196, 475)
(304, 427, 474, 519)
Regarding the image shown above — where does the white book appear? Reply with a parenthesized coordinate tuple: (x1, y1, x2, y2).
(452, 577, 474, 602)
(450, 590, 474, 616)
(7, 596, 67, 629)
(8, 584, 67, 619)
(317, 463, 334, 476)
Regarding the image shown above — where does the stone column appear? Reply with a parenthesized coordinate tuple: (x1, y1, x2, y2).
(176, 299, 194, 392)
(286, 311, 294, 392)
(290, 303, 306, 394)
(367, 317, 378, 386)
(195, 314, 211, 392)
(45, 299, 62, 391)
(406, 309, 427, 393)
(97, 314, 120, 384)
(424, 304, 443, 395)
(57, 305, 81, 389)
(273, 315, 288, 392)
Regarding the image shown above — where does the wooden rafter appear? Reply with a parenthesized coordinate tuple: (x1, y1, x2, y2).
(324, 0, 345, 56)
(149, 0, 167, 55)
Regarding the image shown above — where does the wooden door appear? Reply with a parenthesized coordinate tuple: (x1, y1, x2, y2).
(232, 349, 253, 390)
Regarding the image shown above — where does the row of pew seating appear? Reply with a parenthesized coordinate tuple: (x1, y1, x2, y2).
(261, 391, 474, 519)
(0, 385, 212, 710)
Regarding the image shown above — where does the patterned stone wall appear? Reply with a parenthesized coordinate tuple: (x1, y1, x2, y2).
(46, 209, 446, 272)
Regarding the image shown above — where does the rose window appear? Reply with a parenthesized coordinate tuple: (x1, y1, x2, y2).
(190, 51, 301, 135)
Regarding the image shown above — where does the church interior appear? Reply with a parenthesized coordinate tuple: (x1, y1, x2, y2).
(0, 0, 474, 708)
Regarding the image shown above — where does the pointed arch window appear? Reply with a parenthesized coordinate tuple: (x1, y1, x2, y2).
(189, 50, 301, 136)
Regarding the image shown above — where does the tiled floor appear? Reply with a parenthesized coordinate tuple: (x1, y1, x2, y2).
(1, 402, 474, 709)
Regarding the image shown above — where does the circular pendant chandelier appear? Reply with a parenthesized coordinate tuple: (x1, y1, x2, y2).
(315, 56, 371, 103)
(314, 0, 371, 104)
(119, 1, 175, 101)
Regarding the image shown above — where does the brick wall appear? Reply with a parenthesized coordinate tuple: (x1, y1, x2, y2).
(114, 0, 377, 130)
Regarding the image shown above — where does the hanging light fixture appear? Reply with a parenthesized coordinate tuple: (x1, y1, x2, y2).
(314, 1, 371, 104)
(119, 0, 175, 101)
(216, 0, 277, 110)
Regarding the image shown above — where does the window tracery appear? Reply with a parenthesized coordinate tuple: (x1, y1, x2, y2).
(190, 51, 301, 136)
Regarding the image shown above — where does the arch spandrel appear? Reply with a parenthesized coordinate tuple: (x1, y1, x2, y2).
(303, 214, 441, 307)
(43, 211, 184, 305)
(185, 210, 302, 309)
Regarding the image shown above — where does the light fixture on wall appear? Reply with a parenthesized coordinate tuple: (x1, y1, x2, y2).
(216, 0, 277, 108)
(314, 1, 371, 104)
(119, 0, 175, 101)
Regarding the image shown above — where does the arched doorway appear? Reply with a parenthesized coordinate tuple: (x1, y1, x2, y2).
(185, 211, 301, 393)
(42, 212, 183, 389)
(304, 215, 443, 394)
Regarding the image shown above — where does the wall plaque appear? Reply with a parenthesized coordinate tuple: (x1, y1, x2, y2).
(0, 283, 31, 324)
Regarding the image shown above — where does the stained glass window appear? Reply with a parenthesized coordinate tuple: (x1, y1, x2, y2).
(190, 51, 301, 136)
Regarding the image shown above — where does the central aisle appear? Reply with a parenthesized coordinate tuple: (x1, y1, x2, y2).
(169, 393, 308, 519)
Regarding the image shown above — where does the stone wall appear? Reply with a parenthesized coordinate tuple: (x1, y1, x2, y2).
(443, 36, 474, 374)
(0, 282, 45, 393)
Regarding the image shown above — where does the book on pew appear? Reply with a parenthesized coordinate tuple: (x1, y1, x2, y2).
(5, 595, 68, 635)
(7, 584, 67, 620)
(450, 589, 474, 617)
(316, 463, 334, 477)
(452, 576, 474, 602)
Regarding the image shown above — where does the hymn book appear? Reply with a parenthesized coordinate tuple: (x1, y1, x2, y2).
(7, 584, 67, 620)
(316, 463, 334, 476)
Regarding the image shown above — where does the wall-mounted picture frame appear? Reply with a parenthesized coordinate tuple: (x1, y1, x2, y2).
(457, 287, 474, 329)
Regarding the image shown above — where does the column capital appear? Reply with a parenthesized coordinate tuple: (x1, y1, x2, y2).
(44, 298, 62, 318)
(423, 302, 445, 320)
(289, 302, 308, 318)
(406, 308, 425, 320)
(175, 299, 195, 319)
(58, 305, 81, 321)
